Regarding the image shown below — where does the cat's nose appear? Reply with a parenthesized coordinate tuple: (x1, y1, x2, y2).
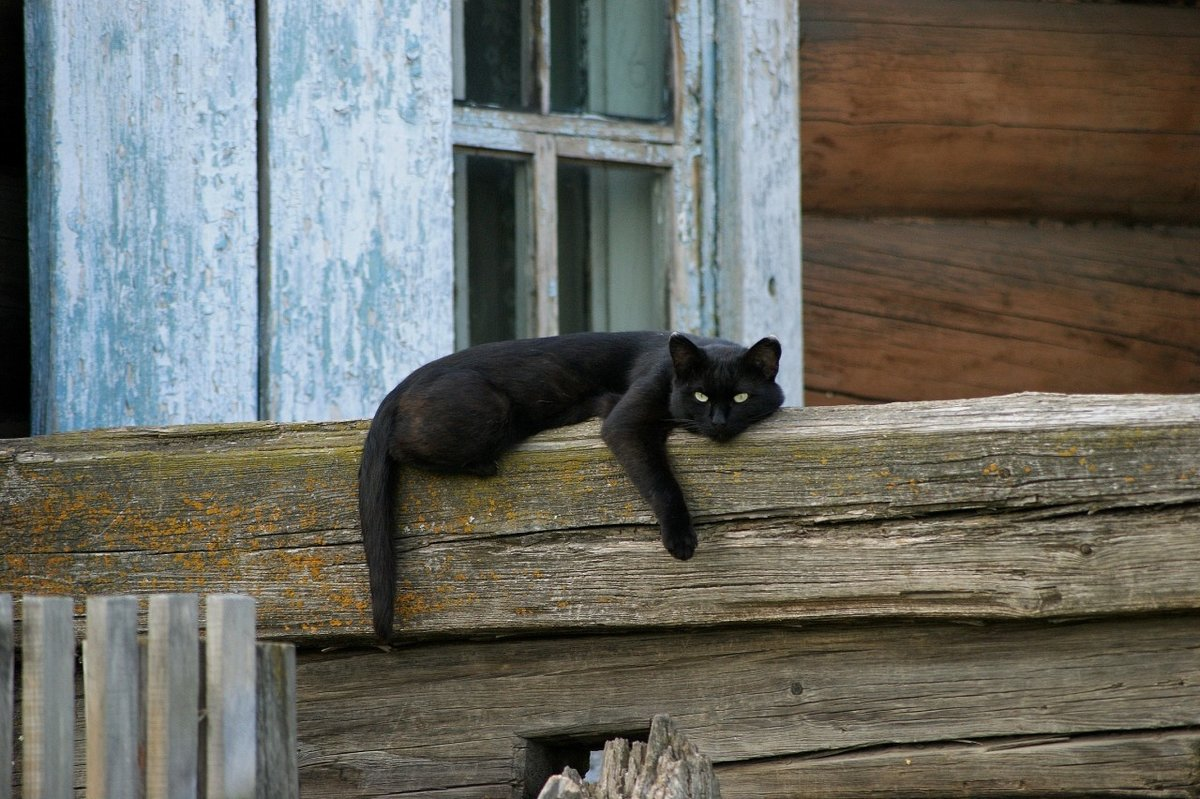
(710, 406, 728, 427)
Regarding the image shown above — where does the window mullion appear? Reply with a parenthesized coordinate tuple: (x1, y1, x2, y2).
(451, 0, 465, 101)
(535, 0, 551, 115)
(533, 134, 559, 337)
(588, 166, 611, 330)
(452, 152, 470, 346)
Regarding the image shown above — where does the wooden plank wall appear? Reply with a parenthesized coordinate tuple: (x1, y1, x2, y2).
(24, 0, 261, 433)
(19, 0, 457, 433)
(805, 219, 1200, 403)
(715, 1, 804, 402)
(2, 395, 1199, 795)
(262, 0, 454, 422)
(798, 0, 1200, 405)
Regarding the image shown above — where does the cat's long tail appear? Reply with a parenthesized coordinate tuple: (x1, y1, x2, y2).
(359, 391, 399, 641)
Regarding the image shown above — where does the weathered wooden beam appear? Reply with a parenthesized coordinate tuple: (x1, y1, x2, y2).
(716, 729, 1200, 799)
(291, 616, 1200, 797)
(1, 394, 1198, 643)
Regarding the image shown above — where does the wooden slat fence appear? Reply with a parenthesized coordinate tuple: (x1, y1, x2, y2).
(0, 593, 297, 799)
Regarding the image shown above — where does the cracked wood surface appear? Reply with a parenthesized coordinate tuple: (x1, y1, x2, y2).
(292, 616, 1200, 798)
(1, 393, 1198, 644)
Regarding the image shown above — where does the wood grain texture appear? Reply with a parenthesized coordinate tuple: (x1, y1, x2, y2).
(804, 217, 1200, 404)
(264, 0, 454, 422)
(717, 729, 1200, 798)
(206, 595, 257, 799)
(799, 0, 1200, 222)
(24, 0, 259, 433)
(292, 617, 1200, 797)
(1, 394, 1198, 644)
(146, 594, 200, 799)
(83, 596, 140, 799)
(21, 596, 75, 799)
(256, 643, 299, 799)
(0, 595, 11, 799)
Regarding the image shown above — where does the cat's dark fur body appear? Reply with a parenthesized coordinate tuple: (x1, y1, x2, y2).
(359, 331, 784, 639)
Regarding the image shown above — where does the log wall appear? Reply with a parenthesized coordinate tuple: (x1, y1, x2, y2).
(803, 218, 1200, 405)
(800, 0, 1200, 223)
(799, 0, 1200, 404)
(2, 394, 1199, 796)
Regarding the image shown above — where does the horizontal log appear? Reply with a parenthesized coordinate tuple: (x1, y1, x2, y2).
(804, 217, 1200, 404)
(717, 729, 1200, 799)
(292, 616, 1200, 797)
(1, 394, 1198, 643)
(799, 0, 1200, 222)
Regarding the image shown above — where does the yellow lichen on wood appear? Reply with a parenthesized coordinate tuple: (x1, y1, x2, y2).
(1, 396, 1198, 644)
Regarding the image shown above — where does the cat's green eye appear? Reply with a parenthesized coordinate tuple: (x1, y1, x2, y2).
(733, 392, 750, 403)
(693, 391, 709, 403)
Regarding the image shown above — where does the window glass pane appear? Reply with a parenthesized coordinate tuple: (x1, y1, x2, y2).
(454, 0, 533, 111)
(454, 153, 531, 347)
(550, 0, 670, 121)
(557, 161, 667, 333)
(556, 162, 591, 334)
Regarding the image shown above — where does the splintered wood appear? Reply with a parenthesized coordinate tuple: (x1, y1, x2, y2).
(538, 716, 719, 799)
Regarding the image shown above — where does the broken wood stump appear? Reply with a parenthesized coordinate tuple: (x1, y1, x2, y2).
(538, 715, 719, 799)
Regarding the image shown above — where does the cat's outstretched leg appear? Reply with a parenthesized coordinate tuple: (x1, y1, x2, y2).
(600, 378, 697, 560)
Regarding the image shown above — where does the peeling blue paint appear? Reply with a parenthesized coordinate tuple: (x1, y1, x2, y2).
(28, 0, 259, 432)
(264, 0, 454, 421)
(30, 0, 460, 429)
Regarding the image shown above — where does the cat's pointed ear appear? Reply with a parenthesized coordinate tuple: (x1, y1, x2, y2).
(744, 336, 782, 381)
(669, 332, 706, 377)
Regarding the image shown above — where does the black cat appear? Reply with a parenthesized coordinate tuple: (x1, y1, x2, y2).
(358, 331, 784, 639)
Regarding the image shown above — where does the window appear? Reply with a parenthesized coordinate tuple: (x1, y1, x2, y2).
(26, 0, 800, 431)
(555, 160, 667, 334)
(451, 0, 693, 347)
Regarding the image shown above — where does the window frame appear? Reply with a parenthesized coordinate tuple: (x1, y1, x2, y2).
(450, 0, 712, 340)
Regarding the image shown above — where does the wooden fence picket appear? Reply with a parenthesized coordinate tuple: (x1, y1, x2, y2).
(84, 595, 141, 797)
(205, 594, 258, 799)
(255, 643, 299, 799)
(21, 596, 75, 799)
(0, 594, 12, 799)
(146, 594, 201, 799)
(0, 593, 296, 798)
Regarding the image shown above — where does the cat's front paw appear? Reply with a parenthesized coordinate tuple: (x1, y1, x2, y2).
(662, 522, 697, 561)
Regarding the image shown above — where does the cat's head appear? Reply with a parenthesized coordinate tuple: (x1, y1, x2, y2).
(668, 333, 784, 442)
